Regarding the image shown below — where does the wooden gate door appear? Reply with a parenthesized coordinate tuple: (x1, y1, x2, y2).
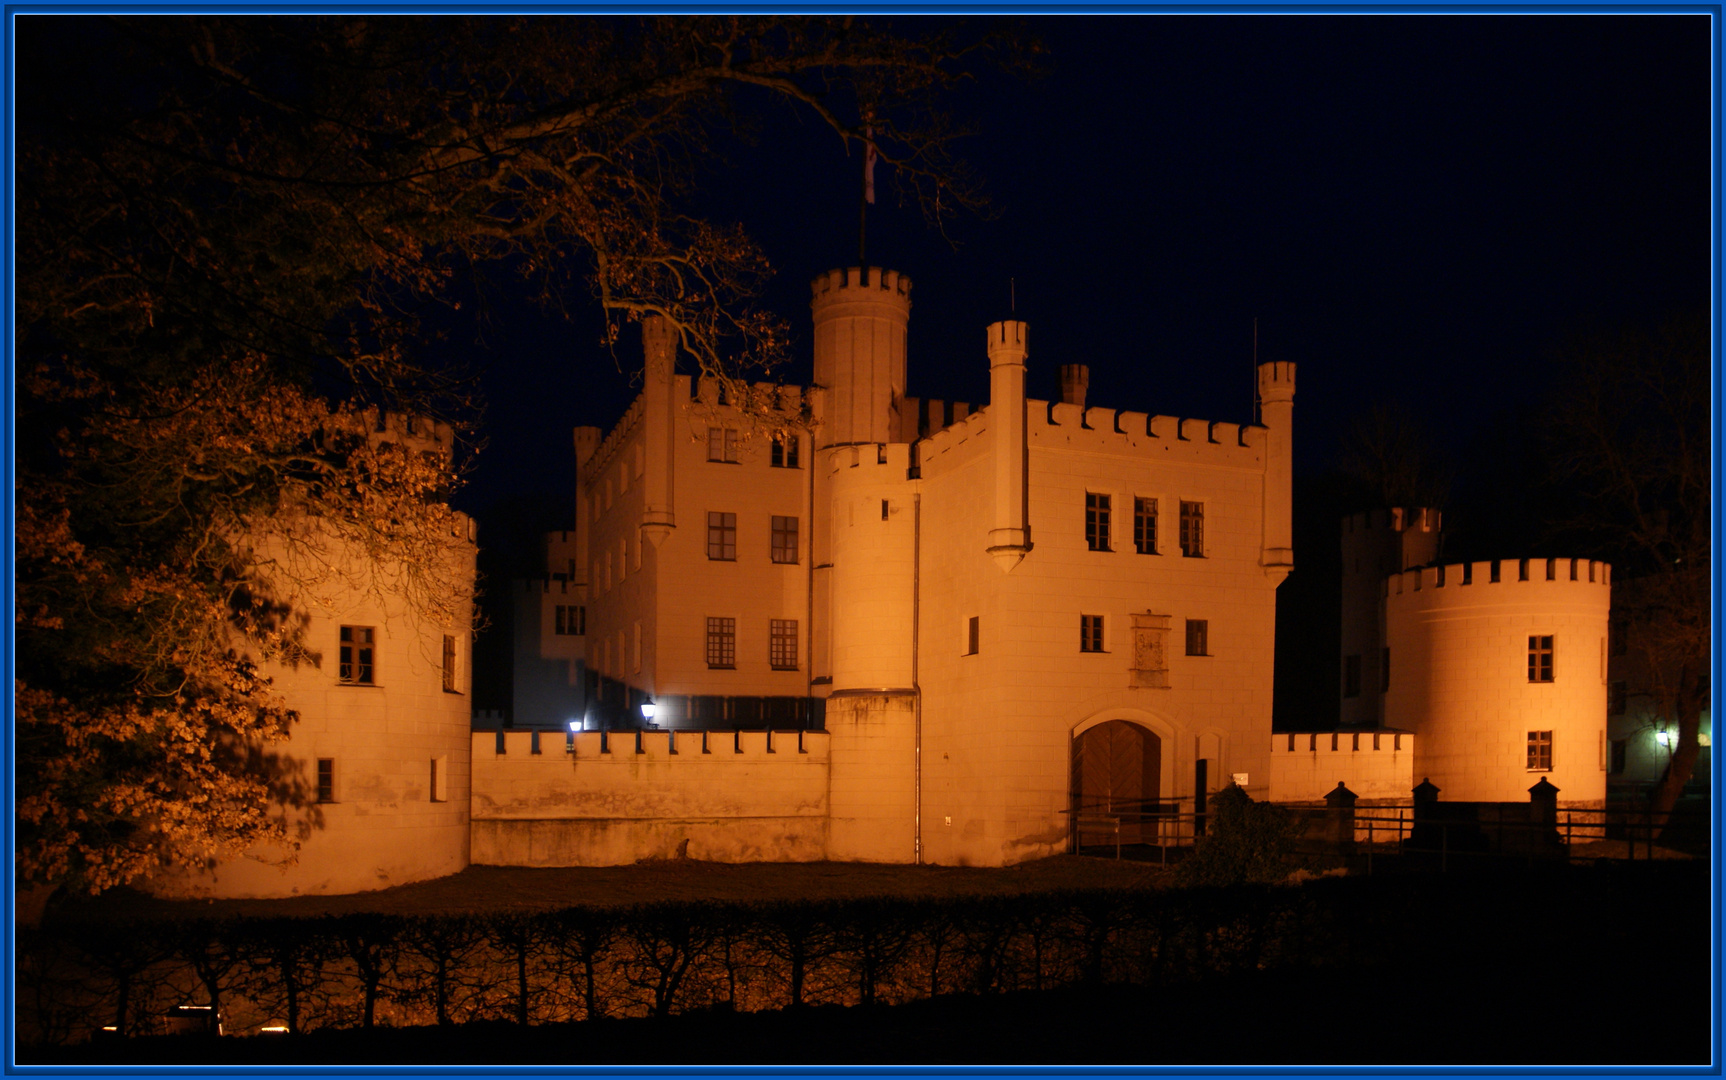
(1072, 721, 1162, 846)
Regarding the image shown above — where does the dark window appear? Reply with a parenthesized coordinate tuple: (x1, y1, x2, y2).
(770, 619, 799, 670)
(1080, 615, 1105, 653)
(1527, 730, 1553, 771)
(1086, 493, 1111, 551)
(1186, 618, 1209, 657)
(966, 616, 980, 656)
(770, 516, 799, 564)
(1610, 738, 1627, 775)
(1609, 680, 1628, 716)
(770, 435, 800, 468)
(556, 605, 586, 636)
(316, 759, 335, 803)
(442, 635, 457, 693)
(707, 512, 737, 560)
(1343, 654, 1362, 698)
(339, 626, 375, 685)
(1133, 497, 1158, 554)
(429, 756, 447, 802)
(1609, 617, 1628, 657)
(1381, 647, 1391, 692)
(1179, 501, 1204, 557)
(706, 617, 736, 669)
(1528, 635, 1555, 683)
(707, 426, 738, 463)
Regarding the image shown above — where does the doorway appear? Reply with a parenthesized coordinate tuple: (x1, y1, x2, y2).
(1071, 720, 1163, 848)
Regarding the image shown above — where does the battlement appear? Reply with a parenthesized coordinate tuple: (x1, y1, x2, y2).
(1027, 398, 1264, 467)
(1386, 558, 1611, 597)
(826, 440, 915, 477)
(329, 407, 457, 454)
(810, 265, 912, 306)
(898, 396, 976, 441)
(1256, 360, 1296, 402)
(987, 319, 1028, 354)
(915, 405, 990, 463)
(478, 728, 830, 762)
(1343, 507, 1442, 536)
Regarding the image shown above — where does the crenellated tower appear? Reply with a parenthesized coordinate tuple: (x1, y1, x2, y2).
(811, 267, 912, 448)
(1257, 359, 1296, 576)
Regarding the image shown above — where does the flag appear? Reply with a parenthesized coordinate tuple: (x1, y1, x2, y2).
(864, 126, 877, 205)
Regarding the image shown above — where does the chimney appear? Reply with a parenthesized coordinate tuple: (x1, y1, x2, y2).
(1058, 364, 1089, 409)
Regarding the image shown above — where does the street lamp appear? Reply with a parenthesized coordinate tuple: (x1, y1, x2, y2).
(640, 698, 658, 723)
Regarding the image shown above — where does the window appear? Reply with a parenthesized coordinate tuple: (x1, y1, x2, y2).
(1085, 493, 1111, 551)
(1609, 680, 1627, 716)
(429, 756, 448, 802)
(316, 759, 335, 803)
(771, 435, 800, 468)
(1610, 617, 1628, 657)
(706, 617, 736, 669)
(1186, 618, 1209, 657)
(770, 619, 798, 670)
(707, 426, 739, 463)
(771, 516, 799, 564)
(1381, 647, 1391, 692)
(1527, 730, 1553, 772)
(1080, 615, 1105, 653)
(966, 616, 980, 656)
(1179, 501, 1204, 558)
(1343, 654, 1362, 698)
(1609, 738, 1627, 774)
(1528, 635, 1554, 683)
(556, 605, 586, 636)
(1133, 497, 1158, 554)
(339, 626, 375, 685)
(442, 635, 457, 693)
(707, 512, 737, 560)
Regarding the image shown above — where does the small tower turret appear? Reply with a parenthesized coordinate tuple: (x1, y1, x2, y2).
(987, 320, 1032, 573)
(1257, 360, 1296, 574)
(640, 314, 677, 548)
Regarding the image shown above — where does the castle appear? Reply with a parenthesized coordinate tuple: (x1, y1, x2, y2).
(147, 263, 1641, 899)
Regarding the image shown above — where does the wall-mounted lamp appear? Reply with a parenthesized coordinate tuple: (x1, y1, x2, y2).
(1656, 731, 1673, 747)
(640, 699, 658, 722)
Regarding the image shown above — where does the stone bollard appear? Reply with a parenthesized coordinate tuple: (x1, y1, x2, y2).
(1528, 776, 1561, 848)
(1325, 781, 1358, 853)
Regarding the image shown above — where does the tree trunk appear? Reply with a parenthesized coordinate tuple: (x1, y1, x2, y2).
(1649, 661, 1705, 840)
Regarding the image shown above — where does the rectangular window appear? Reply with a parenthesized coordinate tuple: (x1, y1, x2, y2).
(1609, 738, 1627, 774)
(1085, 493, 1111, 551)
(1609, 617, 1628, 657)
(706, 617, 736, 669)
(442, 635, 457, 693)
(770, 434, 800, 468)
(1609, 680, 1627, 716)
(1179, 501, 1205, 558)
(1343, 654, 1362, 698)
(707, 426, 739, 463)
(771, 516, 799, 564)
(316, 758, 335, 803)
(1528, 635, 1555, 683)
(770, 619, 798, 670)
(966, 616, 980, 656)
(339, 626, 375, 685)
(429, 755, 448, 802)
(1133, 497, 1158, 555)
(1527, 730, 1553, 772)
(556, 605, 586, 636)
(1186, 618, 1209, 657)
(1381, 647, 1391, 692)
(1080, 615, 1105, 653)
(707, 511, 737, 560)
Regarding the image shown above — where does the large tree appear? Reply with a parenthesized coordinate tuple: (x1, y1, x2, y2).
(16, 16, 1011, 892)
(1542, 313, 1710, 834)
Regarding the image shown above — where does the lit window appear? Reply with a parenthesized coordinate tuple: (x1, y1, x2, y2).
(770, 619, 798, 670)
(442, 635, 457, 693)
(1180, 501, 1204, 558)
(1086, 493, 1111, 552)
(707, 512, 737, 560)
(556, 605, 586, 636)
(771, 516, 799, 564)
(706, 617, 736, 669)
(771, 435, 800, 468)
(707, 426, 739, 463)
(1080, 614, 1105, 653)
(1527, 730, 1553, 772)
(1186, 618, 1208, 657)
(316, 759, 335, 803)
(339, 626, 375, 685)
(1528, 635, 1554, 683)
(1343, 654, 1361, 698)
(1133, 497, 1158, 555)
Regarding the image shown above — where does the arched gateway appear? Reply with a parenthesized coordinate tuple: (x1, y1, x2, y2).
(1071, 720, 1163, 848)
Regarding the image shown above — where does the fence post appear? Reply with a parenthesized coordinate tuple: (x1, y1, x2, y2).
(1324, 781, 1358, 855)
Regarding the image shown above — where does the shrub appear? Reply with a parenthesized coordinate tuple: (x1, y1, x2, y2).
(1175, 785, 1298, 887)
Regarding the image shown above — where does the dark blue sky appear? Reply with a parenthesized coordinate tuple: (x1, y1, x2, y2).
(449, 14, 1710, 532)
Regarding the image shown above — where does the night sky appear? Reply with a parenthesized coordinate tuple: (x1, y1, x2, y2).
(447, 14, 1709, 563)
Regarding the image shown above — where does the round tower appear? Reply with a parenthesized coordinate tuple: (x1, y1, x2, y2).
(810, 266, 911, 448)
(1385, 558, 1611, 807)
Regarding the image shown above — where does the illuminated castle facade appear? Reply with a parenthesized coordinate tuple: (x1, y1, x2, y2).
(474, 265, 1296, 868)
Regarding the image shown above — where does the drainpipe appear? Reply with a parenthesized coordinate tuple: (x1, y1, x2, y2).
(912, 491, 923, 864)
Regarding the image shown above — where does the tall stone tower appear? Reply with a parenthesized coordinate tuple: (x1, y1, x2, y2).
(1256, 359, 1297, 576)
(810, 266, 911, 447)
(1339, 507, 1442, 728)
